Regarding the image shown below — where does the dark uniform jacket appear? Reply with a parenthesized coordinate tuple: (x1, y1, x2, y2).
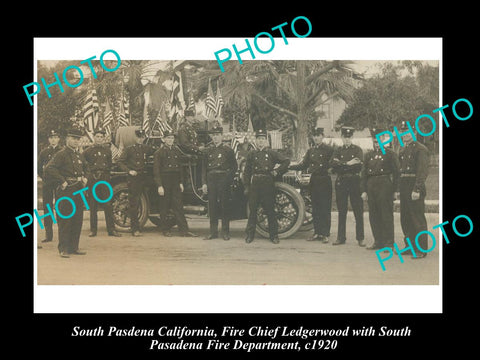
(83, 144, 113, 173)
(201, 143, 238, 184)
(244, 148, 290, 187)
(153, 144, 190, 186)
(44, 146, 89, 186)
(38, 145, 62, 181)
(177, 122, 202, 156)
(331, 144, 363, 175)
(289, 143, 333, 176)
(117, 144, 154, 173)
(398, 142, 429, 193)
(361, 148, 400, 193)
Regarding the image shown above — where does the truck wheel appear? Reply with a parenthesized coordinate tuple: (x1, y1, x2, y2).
(111, 182, 149, 232)
(250, 182, 305, 239)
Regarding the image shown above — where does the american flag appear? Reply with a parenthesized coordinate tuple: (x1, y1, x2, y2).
(123, 88, 130, 120)
(111, 143, 123, 161)
(153, 105, 173, 136)
(142, 109, 150, 133)
(83, 88, 99, 141)
(102, 98, 114, 138)
(169, 71, 183, 127)
(186, 90, 196, 113)
(205, 78, 216, 118)
(231, 136, 241, 160)
(215, 81, 224, 118)
(118, 98, 129, 127)
(268, 130, 283, 149)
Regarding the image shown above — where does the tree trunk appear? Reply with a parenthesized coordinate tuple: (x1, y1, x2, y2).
(294, 60, 309, 161)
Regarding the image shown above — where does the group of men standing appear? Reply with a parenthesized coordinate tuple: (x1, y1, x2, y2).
(38, 128, 121, 258)
(37, 112, 430, 260)
(289, 123, 430, 259)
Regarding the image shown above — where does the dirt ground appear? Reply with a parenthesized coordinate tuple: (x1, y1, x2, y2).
(36, 212, 440, 286)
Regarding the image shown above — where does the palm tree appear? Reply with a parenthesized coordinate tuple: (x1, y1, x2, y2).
(193, 59, 360, 159)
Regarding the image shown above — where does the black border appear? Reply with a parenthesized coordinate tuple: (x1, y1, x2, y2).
(9, 7, 479, 357)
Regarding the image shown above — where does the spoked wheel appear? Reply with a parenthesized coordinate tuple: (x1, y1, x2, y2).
(253, 182, 305, 239)
(111, 183, 149, 232)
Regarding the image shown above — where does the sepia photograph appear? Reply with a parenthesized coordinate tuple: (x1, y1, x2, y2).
(33, 38, 442, 313)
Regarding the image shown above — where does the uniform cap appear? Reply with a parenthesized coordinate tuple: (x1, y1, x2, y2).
(66, 128, 83, 138)
(162, 129, 176, 137)
(313, 127, 324, 136)
(48, 129, 60, 138)
(135, 129, 146, 138)
(370, 127, 386, 136)
(341, 126, 355, 138)
(210, 126, 223, 134)
(93, 128, 106, 135)
(399, 120, 411, 131)
(255, 128, 268, 138)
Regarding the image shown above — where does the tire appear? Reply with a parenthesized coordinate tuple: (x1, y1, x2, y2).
(111, 182, 149, 232)
(249, 182, 305, 239)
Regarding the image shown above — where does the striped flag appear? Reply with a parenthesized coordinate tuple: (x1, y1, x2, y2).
(102, 99, 114, 138)
(111, 143, 122, 161)
(83, 88, 99, 133)
(205, 78, 216, 118)
(186, 90, 196, 113)
(142, 110, 150, 133)
(123, 88, 130, 120)
(215, 81, 224, 118)
(231, 136, 241, 160)
(153, 104, 173, 136)
(268, 130, 283, 149)
(169, 71, 183, 128)
(118, 99, 129, 127)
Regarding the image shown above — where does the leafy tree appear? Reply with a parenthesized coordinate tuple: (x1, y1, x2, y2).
(191, 60, 358, 159)
(337, 61, 439, 153)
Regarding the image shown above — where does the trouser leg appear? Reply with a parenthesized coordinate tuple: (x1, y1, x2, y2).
(246, 182, 260, 238)
(311, 175, 332, 237)
(377, 177, 395, 247)
(165, 173, 189, 234)
(207, 174, 219, 235)
(128, 175, 142, 232)
(261, 178, 277, 239)
(349, 175, 364, 241)
(367, 179, 382, 246)
(335, 177, 348, 242)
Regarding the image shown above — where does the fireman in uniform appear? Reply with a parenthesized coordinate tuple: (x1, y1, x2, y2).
(117, 129, 155, 236)
(244, 129, 290, 244)
(83, 128, 121, 238)
(37, 129, 62, 244)
(331, 126, 365, 246)
(361, 127, 400, 250)
(289, 127, 334, 242)
(44, 128, 89, 258)
(397, 121, 430, 258)
(201, 126, 238, 240)
(177, 109, 203, 156)
(153, 130, 198, 237)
